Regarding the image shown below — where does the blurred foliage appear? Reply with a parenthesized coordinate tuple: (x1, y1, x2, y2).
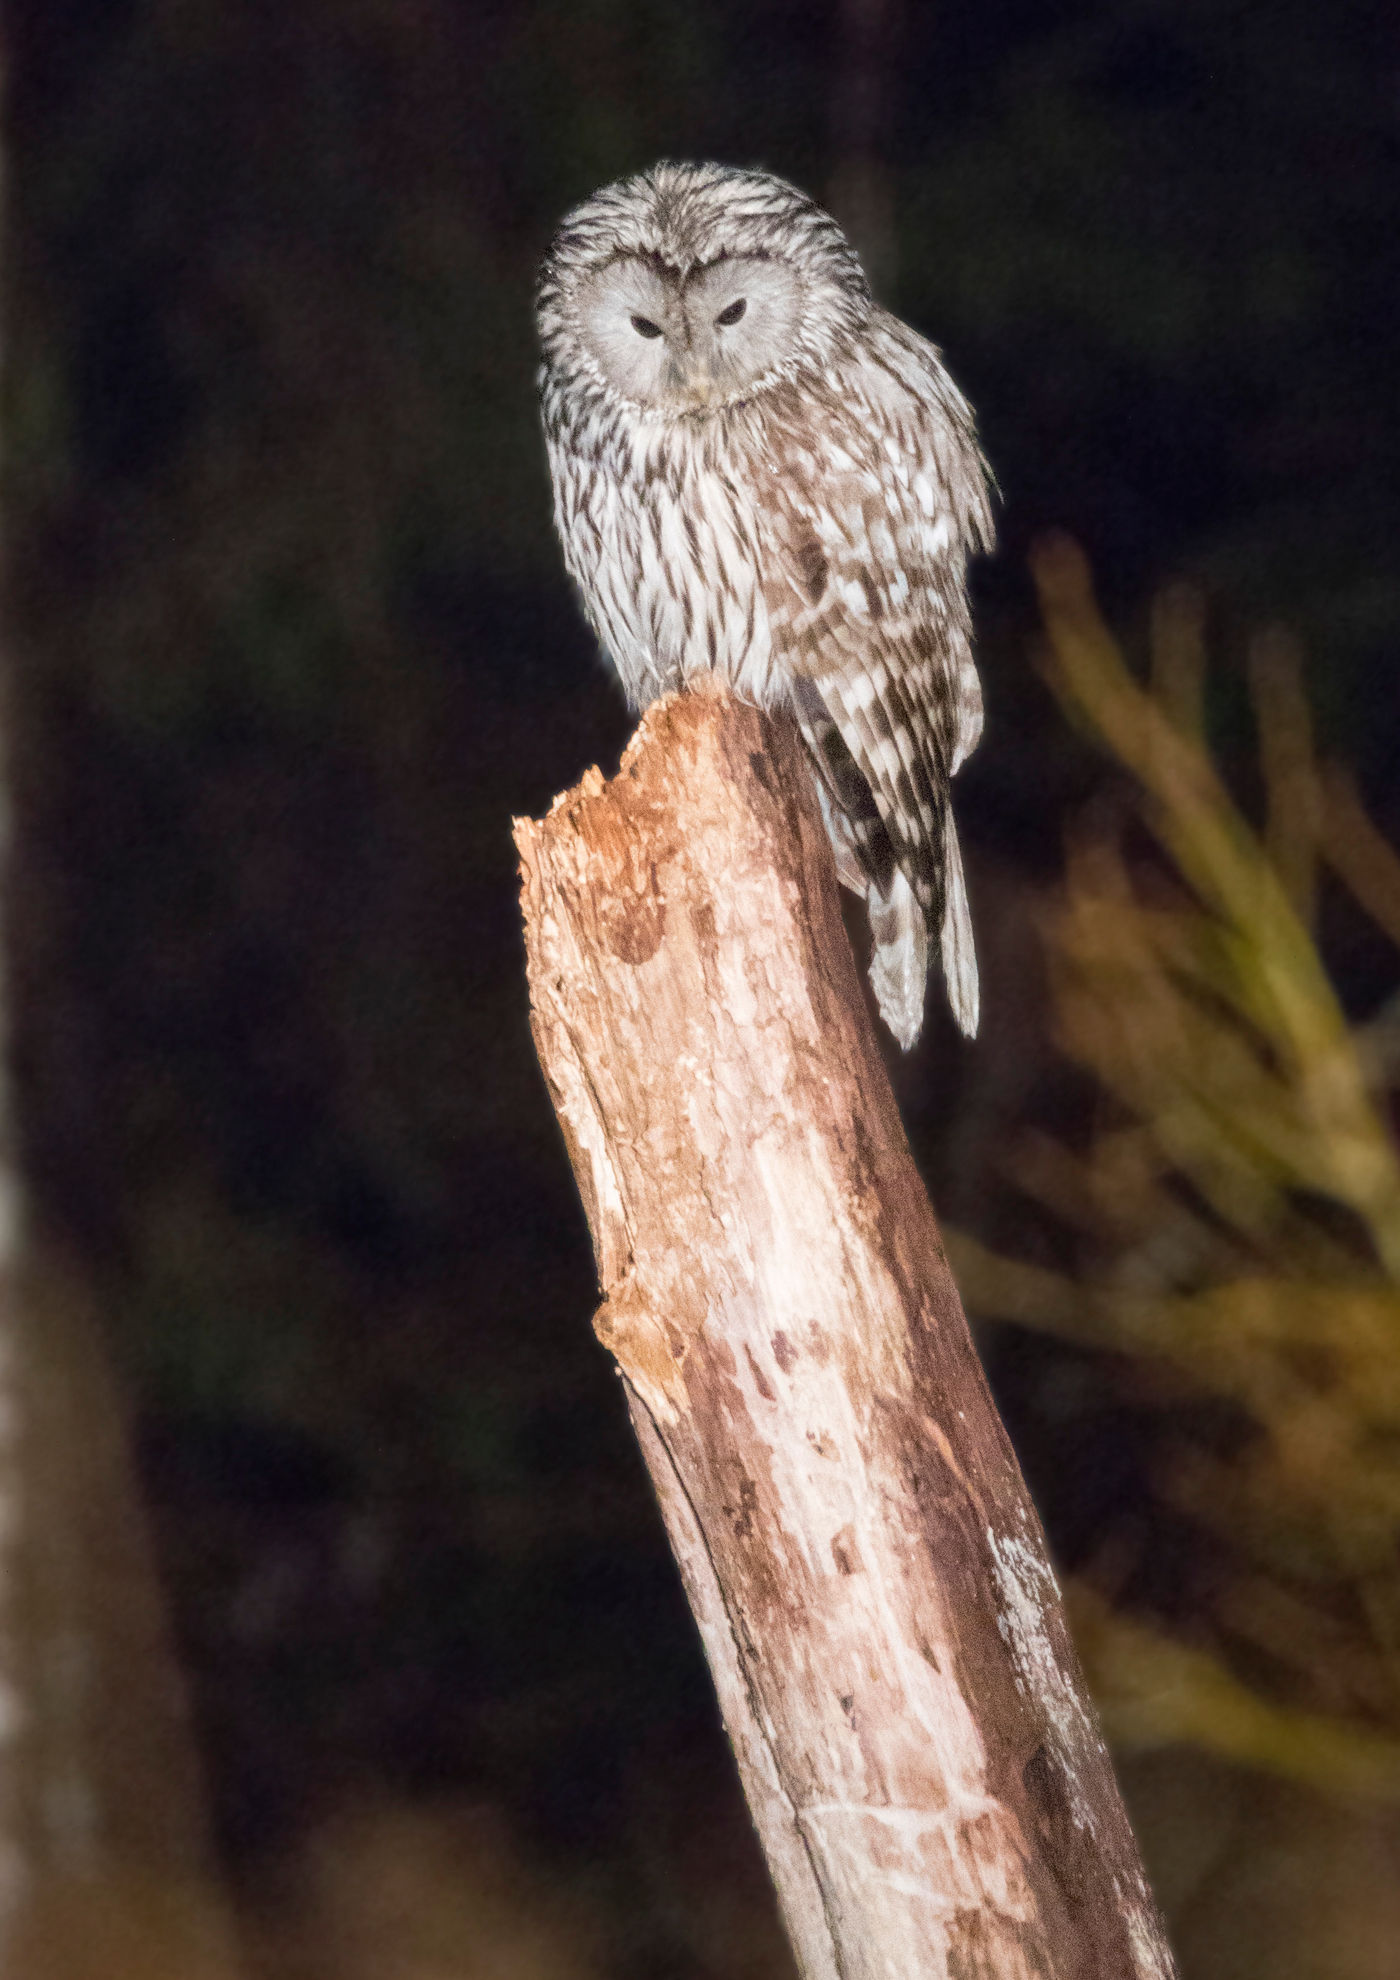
(950, 537, 1400, 1800)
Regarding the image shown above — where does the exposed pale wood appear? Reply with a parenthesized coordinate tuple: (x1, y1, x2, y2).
(515, 690, 1178, 1980)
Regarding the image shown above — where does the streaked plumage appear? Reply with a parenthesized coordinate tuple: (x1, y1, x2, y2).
(536, 160, 993, 1046)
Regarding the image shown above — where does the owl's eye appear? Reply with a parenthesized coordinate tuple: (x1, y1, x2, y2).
(630, 315, 663, 339)
(715, 299, 747, 328)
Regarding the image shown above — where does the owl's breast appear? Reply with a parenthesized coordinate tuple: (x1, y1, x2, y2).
(547, 408, 781, 711)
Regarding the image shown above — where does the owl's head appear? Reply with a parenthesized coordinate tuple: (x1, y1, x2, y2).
(537, 162, 872, 418)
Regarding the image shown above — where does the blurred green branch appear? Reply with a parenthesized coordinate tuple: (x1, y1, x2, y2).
(949, 537, 1400, 1798)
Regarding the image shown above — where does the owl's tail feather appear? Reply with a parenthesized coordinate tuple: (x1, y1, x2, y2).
(867, 866, 928, 1052)
(940, 813, 980, 1040)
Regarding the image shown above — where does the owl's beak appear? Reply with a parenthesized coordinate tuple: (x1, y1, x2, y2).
(668, 356, 718, 411)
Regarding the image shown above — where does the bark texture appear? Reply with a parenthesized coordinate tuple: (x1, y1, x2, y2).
(515, 690, 1178, 1980)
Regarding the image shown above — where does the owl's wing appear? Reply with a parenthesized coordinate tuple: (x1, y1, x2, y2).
(758, 314, 992, 1035)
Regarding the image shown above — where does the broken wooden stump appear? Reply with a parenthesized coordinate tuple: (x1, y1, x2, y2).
(514, 689, 1176, 1980)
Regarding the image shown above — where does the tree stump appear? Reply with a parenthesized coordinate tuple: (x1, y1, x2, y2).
(514, 689, 1176, 1980)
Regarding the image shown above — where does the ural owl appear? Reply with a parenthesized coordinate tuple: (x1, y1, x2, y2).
(536, 161, 993, 1047)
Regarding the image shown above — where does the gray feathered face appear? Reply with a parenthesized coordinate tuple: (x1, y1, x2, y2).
(537, 161, 872, 422)
(574, 253, 804, 412)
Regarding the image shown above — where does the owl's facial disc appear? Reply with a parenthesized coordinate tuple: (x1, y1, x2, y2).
(575, 252, 803, 413)
(574, 256, 686, 408)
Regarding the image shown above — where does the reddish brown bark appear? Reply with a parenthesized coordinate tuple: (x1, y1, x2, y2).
(514, 690, 1177, 1980)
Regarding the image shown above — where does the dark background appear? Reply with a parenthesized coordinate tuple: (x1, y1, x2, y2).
(2, 1, 1397, 1970)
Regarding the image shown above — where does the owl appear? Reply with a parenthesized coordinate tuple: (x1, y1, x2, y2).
(536, 161, 993, 1047)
